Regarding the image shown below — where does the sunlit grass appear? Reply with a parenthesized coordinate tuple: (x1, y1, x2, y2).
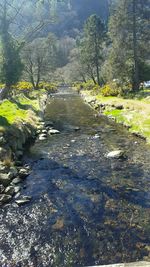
(0, 92, 40, 127)
(82, 89, 150, 143)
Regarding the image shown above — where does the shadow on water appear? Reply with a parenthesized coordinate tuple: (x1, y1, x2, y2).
(0, 88, 150, 267)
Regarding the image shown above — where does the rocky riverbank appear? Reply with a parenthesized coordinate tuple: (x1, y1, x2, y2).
(0, 91, 49, 206)
(80, 90, 150, 144)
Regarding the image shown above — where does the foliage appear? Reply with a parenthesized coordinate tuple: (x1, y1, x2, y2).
(0, 35, 23, 87)
(107, 0, 150, 91)
(0, 83, 5, 88)
(77, 80, 95, 91)
(0, 100, 27, 125)
(12, 81, 33, 91)
(78, 15, 105, 85)
(0, 1, 24, 99)
(101, 84, 120, 96)
(38, 82, 58, 92)
(0, 92, 41, 127)
(22, 35, 59, 89)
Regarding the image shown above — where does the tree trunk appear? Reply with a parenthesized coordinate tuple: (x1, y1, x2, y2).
(89, 66, 97, 84)
(132, 0, 139, 91)
(95, 33, 101, 86)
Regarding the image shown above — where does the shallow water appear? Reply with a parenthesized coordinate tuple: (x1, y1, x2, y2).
(0, 88, 150, 267)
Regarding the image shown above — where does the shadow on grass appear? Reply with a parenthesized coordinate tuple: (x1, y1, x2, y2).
(123, 89, 150, 100)
(12, 99, 39, 116)
(0, 116, 11, 127)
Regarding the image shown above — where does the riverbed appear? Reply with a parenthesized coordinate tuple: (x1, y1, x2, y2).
(0, 88, 150, 267)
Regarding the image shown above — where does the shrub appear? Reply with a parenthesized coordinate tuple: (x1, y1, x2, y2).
(83, 80, 95, 90)
(101, 82, 121, 97)
(0, 83, 5, 89)
(75, 80, 95, 92)
(91, 84, 101, 95)
(12, 81, 33, 91)
(38, 82, 57, 92)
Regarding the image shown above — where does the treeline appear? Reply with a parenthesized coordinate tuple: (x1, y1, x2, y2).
(64, 0, 150, 92)
(0, 0, 149, 99)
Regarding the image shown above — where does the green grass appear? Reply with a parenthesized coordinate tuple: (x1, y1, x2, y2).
(0, 100, 27, 125)
(82, 89, 150, 143)
(0, 92, 40, 129)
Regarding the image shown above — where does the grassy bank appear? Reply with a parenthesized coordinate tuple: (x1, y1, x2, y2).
(0, 81, 58, 131)
(80, 88, 150, 144)
(0, 85, 52, 165)
(0, 91, 41, 131)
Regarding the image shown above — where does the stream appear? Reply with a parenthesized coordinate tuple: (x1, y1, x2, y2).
(0, 88, 150, 267)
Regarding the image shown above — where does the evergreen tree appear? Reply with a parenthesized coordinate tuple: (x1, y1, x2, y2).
(0, 1, 23, 99)
(108, 0, 150, 91)
(79, 14, 105, 85)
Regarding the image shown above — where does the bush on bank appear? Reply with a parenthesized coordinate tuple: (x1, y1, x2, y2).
(11, 81, 58, 93)
(75, 80, 134, 97)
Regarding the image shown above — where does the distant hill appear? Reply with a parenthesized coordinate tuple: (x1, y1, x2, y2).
(50, 0, 109, 37)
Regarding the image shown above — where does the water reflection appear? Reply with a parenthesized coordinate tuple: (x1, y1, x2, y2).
(0, 88, 150, 266)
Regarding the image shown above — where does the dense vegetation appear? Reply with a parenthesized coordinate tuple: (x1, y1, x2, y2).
(0, 0, 149, 98)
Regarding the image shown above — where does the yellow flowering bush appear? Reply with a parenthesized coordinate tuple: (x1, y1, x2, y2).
(12, 81, 33, 90)
(101, 82, 121, 97)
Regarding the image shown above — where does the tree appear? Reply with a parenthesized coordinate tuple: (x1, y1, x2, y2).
(22, 35, 58, 88)
(0, 0, 61, 98)
(108, 0, 150, 91)
(78, 14, 105, 85)
(0, 0, 24, 98)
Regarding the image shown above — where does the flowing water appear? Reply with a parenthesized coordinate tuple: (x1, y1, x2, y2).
(0, 88, 150, 267)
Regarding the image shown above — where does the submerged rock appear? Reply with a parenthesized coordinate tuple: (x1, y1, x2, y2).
(52, 218, 64, 230)
(106, 150, 125, 159)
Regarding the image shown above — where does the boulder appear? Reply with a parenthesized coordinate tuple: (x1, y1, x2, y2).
(106, 150, 125, 159)
(18, 168, 30, 178)
(0, 162, 7, 173)
(9, 166, 18, 177)
(115, 104, 124, 110)
(11, 177, 22, 185)
(5, 186, 15, 196)
(0, 194, 12, 205)
(39, 134, 47, 140)
(48, 129, 60, 135)
(15, 196, 32, 206)
(41, 129, 47, 134)
(0, 173, 11, 186)
(14, 186, 21, 193)
(45, 121, 54, 127)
